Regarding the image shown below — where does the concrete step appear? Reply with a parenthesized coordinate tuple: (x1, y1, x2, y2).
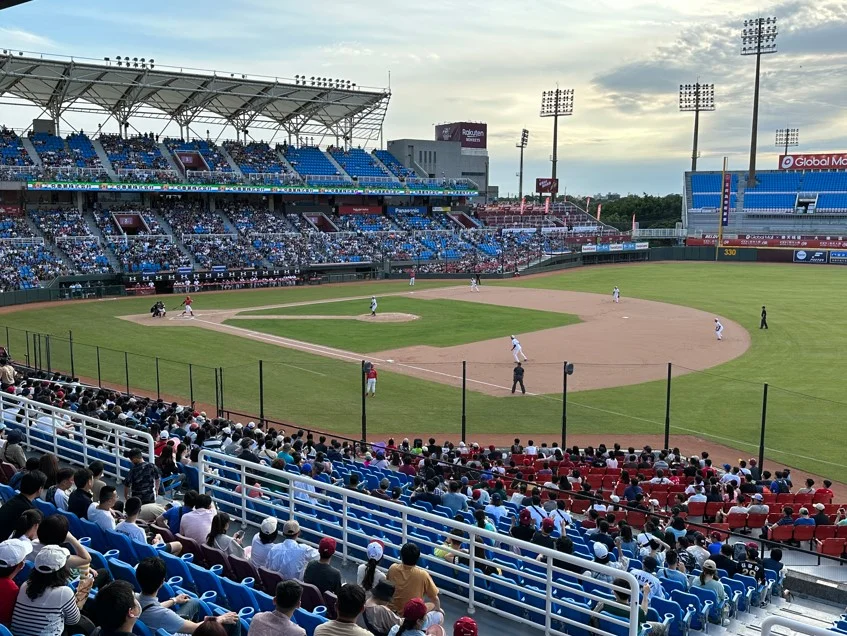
(91, 138, 118, 180)
(217, 144, 245, 178)
(370, 151, 401, 182)
(322, 150, 353, 181)
(157, 141, 184, 177)
(82, 211, 121, 271)
(20, 137, 43, 167)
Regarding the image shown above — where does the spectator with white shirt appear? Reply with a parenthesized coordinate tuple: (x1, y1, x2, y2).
(265, 520, 320, 581)
(43, 468, 74, 511)
(115, 497, 182, 555)
(526, 495, 548, 526)
(179, 493, 216, 545)
(524, 440, 538, 456)
(686, 486, 707, 504)
(88, 486, 119, 532)
(250, 517, 279, 570)
(649, 469, 672, 485)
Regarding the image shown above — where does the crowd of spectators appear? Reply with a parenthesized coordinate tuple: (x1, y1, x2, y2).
(29, 209, 92, 240)
(0, 127, 33, 167)
(225, 205, 296, 235)
(109, 237, 189, 273)
(159, 203, 228, 235)
(223, 141, 292, 176)
(57, 239, 113, 274)
(182, 236, 264, 269)
(100, 134, 170, 171)
(164, 139, 232, 173)
(0, 244, 68, 291)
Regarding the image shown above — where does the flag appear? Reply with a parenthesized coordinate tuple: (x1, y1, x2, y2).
(544, 197, 550, 215)
(519, 197, 525, 215)
(632, 214, 636, 232)
(585, 196, 592, 215)
(597, 204, 602, 222)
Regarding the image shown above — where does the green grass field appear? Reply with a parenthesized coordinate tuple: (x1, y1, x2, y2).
(1, 263, 845, 480)
(232, 297, 579, 350)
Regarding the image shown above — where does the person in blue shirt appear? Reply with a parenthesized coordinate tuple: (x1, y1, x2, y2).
(793, 507, 815, 526)
(153, 490, 198, 535)
(623, 478, 643, 502)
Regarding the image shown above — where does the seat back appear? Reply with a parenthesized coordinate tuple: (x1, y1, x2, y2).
(219, 575, 256, 612)
(323, 590, 338, 620)
(176, 533, 204, 565)
(228, 554, 262, 589)
(187, 562, 227, 602)
(159, 550, 195, 590)
(57, 509, 86, 538)
(79, 518, 109, 552)
(258, 566, 283, 593)
(200, 544, 234, 578)
(107, 556, 141, 592)
(299, 582, 326, 613)
(106, 530, 140, 564)
(293, 608, 328, 636)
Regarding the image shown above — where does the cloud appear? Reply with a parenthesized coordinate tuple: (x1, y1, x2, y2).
(0, 27, 58, 50)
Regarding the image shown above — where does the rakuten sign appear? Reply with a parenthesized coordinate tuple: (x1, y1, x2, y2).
(779, 153, 847, 171)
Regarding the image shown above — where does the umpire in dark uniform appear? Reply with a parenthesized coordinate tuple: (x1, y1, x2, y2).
(760, 306, 768, 330)
(512, 362, 526, 394)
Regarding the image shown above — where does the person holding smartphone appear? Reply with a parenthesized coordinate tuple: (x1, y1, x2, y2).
(205, 512, 249, 559)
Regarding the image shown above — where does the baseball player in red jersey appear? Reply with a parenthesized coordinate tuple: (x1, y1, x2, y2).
(366, 365, 377, 397)
(180, 295, 194, 318)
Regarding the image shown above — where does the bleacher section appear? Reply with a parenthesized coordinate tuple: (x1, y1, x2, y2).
(374, 149, 416, 178)
(329, 147, 395, 185)
(165, 138, 232, 172)
(100, 133, 170, 170)
(223, 141, 288, 175)
(66, 132, 102, 167)
(109, 236, 187, 273)
(283, 145, 347, 186)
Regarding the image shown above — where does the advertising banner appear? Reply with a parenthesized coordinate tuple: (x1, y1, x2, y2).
(582, 242, 649, 254)
(720, 172, 733, 227)
(339, 205, 382, 215)
(535, 178, 559, 194)
(689, 235, 847, 249)
(388, 206, 427, 214)
(434, 122, 487, 149)
(793, 250, 828, 264)
(430, 206, 452, 212)
(779, 153, 847, 171)
(829, 251, 847, 264)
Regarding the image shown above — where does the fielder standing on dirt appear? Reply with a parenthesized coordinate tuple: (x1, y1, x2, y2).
(512, 362, 526, 395)
(370, 296, 378, 316)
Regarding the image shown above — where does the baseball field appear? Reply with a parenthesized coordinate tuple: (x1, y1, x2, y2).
(1, 262, 845, 486)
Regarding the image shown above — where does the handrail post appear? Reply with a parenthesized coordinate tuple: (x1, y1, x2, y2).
(759, 382, 768, 472)
(341, 491, 349, 565)
(69, 330, 75, 378)
(189, 363, 194, 406)
(96, 346, 102, 387)
(664, 362, 672, 450)
(124, 351, 130, 396)
(467, 527, 476, 613)
(155, 357, 160, 399)
(240, 464, 247, 526)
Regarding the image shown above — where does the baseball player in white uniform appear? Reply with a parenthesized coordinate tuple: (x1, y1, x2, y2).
(714, 318, 724, 341)
(409, 270, 416, 286)
(370, 296, 378, 316)
(510, 335, 528, 362)
(613, 286, 620, 303)
(470, 277, 480, 292)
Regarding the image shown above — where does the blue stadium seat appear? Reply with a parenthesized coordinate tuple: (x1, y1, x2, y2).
(652, 597, 693, 636)
(106, 529, 140, 564)
(107, 556, 141, 592)
(292, 608, 329, 636)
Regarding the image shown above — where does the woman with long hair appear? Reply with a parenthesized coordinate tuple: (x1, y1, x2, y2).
(38, 453, 59, 488)
(11, 545, 96, 636)
(205, 512, 246, 558)
(156, 444, 185, 492)
(357, 540, 386, 592)
(176, 443, 190, 466)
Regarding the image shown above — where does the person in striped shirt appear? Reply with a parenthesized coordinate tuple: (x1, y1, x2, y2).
(11, 544, 95, 636)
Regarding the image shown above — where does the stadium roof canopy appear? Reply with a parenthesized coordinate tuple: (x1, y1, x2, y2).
(0, 51, 390, 144)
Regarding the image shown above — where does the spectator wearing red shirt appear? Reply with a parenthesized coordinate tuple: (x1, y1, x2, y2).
(0, 538, 33, 625)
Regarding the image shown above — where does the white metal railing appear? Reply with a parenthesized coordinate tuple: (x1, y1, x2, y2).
(632, 228, 684, 239)
(181, 233, 238, 240)
(760, 615, 834, 636)
(115, 168, 181, 182)
(302, 175, 352, 184)
(0, 236, 44, 245)
(245, 172, 303, 185)
(42, 167, 108, 181)
(0, 390, 154, 481)
(185, 170, 243, 184)
(198, 450, 641, 636)
(0, 166, 42, 180)
(54, 235, 99, 243)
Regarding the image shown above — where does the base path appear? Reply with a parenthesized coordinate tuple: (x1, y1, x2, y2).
(119, 285, 749, 395)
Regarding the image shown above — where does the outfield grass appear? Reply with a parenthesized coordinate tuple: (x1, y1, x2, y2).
(232, 297, 579, 350)
(1, 264, 845, 480)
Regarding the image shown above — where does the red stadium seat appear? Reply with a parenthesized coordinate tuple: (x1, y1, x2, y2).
(813, 492, 833, 505)
(745, 513, 768, 531)
(793, 524, 815, 546)
(768, 525, 793, 542)
(793, 493, 813, 507)
(816, 538, 846, 558)
(836, 526, 847, 539)
(705, 502, 725, 520)
(815, 525, 837, 541)
(686, 501, 706, 519)
(708, 524, 730, 541)
(726, 513, 747, 531)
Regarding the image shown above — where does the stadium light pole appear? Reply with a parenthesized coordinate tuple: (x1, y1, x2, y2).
(540, 88, 574, 188)
(741, 16, 778, 187)
(775, 127, 799, 158)
(516, 128, 529, 200)
(679, 82, 715, 172)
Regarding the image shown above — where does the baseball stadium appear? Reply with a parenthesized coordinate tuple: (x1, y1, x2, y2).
(0, 3, 846, 636)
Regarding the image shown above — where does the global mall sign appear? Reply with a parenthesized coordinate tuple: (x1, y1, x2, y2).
(779, 153, 847, 171)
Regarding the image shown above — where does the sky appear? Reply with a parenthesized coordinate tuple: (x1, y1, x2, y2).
(1, 0, 846, 196)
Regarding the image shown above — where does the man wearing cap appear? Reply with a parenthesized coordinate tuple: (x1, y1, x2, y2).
(531, 517, 558, 551)
(266, 520, 320, 581)
(387, 597, 444, 636)
(630, 555, 666, 602)
(454, 617, 478, 636)
(249, 580, 306, 636)
(510, 508, 536, 542)
(0, 538, 33, 624)
(812, 503, 832, 526)
(315, 583, 371, 635)
(304, 537, 342, 596)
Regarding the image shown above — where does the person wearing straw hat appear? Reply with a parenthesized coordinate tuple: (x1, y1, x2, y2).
(386, 597, 444, 636)
(12, 544, 95, 636)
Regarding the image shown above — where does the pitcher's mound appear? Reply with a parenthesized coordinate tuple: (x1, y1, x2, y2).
(357, 313, 419, 323)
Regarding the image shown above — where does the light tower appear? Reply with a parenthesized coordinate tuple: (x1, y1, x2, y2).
(679, 82, 715, 171)
(775, 127, 799, 157)
(540, 88, 574, 185)
(741, 16, 778, 187)
(516, 128, 529, 200)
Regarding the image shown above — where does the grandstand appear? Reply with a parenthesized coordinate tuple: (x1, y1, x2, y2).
(329, 147, 397, 185)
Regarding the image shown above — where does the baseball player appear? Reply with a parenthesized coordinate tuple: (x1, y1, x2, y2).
(714, 318, 724, 341)
(470, 277, 480, 292)
(370, 296, 378, 316)
(409, 269, 416, 286)
(180, 295, 194, 318)
(365, 364, 377, 397)
(510, 335, 528, 362)
(760, 306, 768, 330)
(613, 286, 620, 303)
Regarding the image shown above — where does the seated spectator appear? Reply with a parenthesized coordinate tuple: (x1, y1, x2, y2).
(11, 509, 42, 545)
(34, 514, 92, 571)
(93, 580, 140, 636)
(711, 543, 738, 578)
(135, 557, 239, 635)
(657, 550, 688, 589)
(117, 497, 182, 555)
(89, 462, 107, 501)
(531, 517, 558, 552)
(88, 485, 119, 532)
(434, 529, 467, 565)
(155, 490, 198, 536)
(591, 539, 629, 583)
(0, 538, 33, 625)
(484, 494, 507, 526)
(44, 468, 75, 511)
(265, 520, 319, 581)
(314, 583, 371, 635)
(67, 468, 94, 520)
(206, 512, 246, 558)
(592, 579, 662, 635)
(1, 429, 26, 469)
(304, 537, 342, 597)
(248, 580, 306, 636)
(387, 543, 441, 614)
(0, 470, 46, 540)
(794, 507, 815, 526)
(440, 481, 467, 516)
(387, 597, 444, 636)
(796, 478, 815, 495)
(812, 503, 831, 526)
(357, 540, 387, 592)
(250, 517, 278, 570)
(179, 493, 216, 545)
(11, 544, 95, 636)
(691, 560, 729, 624)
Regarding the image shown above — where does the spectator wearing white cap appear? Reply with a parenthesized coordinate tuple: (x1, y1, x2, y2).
(0, 538, 33, 625)
(812, 503, 831, 526)
(590, 537, 629, 584)
(251, 517, 279, 569)
(747, 493, 770, 515)
(12, 544, 95, 636)
(357, 540, 387, 593)
(265, 520, 320, 580)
